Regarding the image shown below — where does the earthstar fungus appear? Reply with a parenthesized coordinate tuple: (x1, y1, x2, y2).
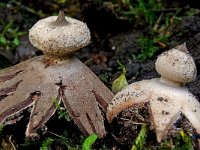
(106, 43, 200, 143)
(0, 11, 113, 138)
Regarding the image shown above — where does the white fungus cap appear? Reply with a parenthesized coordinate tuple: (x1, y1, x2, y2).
(29, 11, 91, 57)
(155, 43, 197, 83)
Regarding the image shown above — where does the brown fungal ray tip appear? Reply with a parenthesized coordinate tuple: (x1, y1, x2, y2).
(59, 61, 114, 138)
(51, 10, 68, 26)
(0, 70, 23, 82)
(175, 42, 188, 53)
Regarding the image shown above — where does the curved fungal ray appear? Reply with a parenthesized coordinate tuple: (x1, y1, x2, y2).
(0, 56, 113, 138)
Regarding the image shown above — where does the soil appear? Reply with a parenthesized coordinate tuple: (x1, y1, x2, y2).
(0, 0, 200, 149)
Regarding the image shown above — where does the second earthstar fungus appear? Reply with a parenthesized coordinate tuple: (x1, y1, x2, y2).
(106, 43, 200, 145)
(0, 11, 113, 138)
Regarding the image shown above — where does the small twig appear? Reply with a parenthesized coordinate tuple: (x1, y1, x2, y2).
(118, 117, 145, 125)
(48, 130, 63, 139)
(159, 7, 191, 12)
(8, 135, 17, 150)
(111, 133, 118, 141)
(153, 12, 163, 32)
(132, 122, 144, 125)
(118, 117, 130, 121)
(147, 7, 190, 12)
(48, 130, 78, 150)
(12, 0, 45, 17)
(84, 58, 93, 65)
